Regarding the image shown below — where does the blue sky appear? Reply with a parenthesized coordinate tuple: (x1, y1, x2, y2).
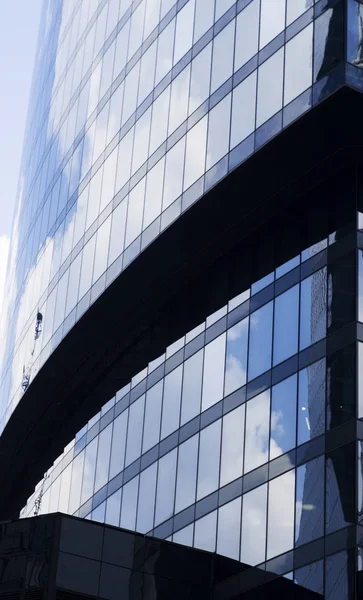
(0, 0, 42, 311)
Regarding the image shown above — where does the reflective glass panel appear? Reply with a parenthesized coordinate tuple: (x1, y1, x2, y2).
(273, 285, 299, 365)
(142, 380, 163, 453)
(194, 510, 217, 552)
(137, 462, 157, 533)
(248, 302, 273, 381)
(260, 0, 286, 49)
(125, 395, 145, 467)
(94, 423, 112, 492)
(244, 390, 270, 473)
(220, 404, 245, 487)
(120, 476, 139, 530)
(300, 268, 327, 351)
(225, 317, 249, 396)
(197, 419, 221, 500)
(234, 0, 259, 71)
(161, 365, 182, 440)
(175, 434, 198, 512)
(201, 333, 226, 411)
(267, 470, 295, 559)
(298, 359, 325, 445)
(295, 457, 324, 547)
(211, 20, 235, 93)
(155, 448, 177, 526)
(180, 349, 203, 426)
(217, 497, 241, 560)
(230, 72, 257, 150)
(109, 410, 128, 480)
(206, 94, 231, 170)
(270, 375, 297, 459)
(241, 484, 267, 566)
(257, 48, 284, 128)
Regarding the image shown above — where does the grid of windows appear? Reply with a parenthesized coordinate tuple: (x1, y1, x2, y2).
(0, 0, 350, 434)
(21, 234, 356, 580)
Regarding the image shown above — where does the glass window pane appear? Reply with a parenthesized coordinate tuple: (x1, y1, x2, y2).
(174, 0, 195, 65)
(78, 235, 96, 300)
(244, 390, 270, 473)
(161, 365, 182, 439)
(127, 0, 145, 60)
(155, 19, 175, 85)
(149, 86, 171, 154)
(183, 115, 207, 190)
(162, 138, 186, 210)
(125, 177, 146, 247)
(270, 375, 297, 459)
(94, 423, 112, 492)
(217, 497, 241, 560)
(173, 523, 194, 546)
(93, 216, 112, 284)
(273, 285, 299, 366)
(131, 107, 151, 174)
(201, 333, 226, 411)
(197, 420, 221, 500)
(326, 443, 355, 535)
(267, 470, 295, 559)
(300, 268, 327, 351)
(194, 510, 217, 552)
(144, 0, 161, 39)
(168, 64, 191, 135)
(58, 464, 72, 513)
(295, 457, 324, 547)
(115, 128, 133, 192)
(137, 463, 157, 533)
(189, 42, 212, 115)
(125, 395, 145, 467)
(257, 48, 284, 128)
(194, 0, 214, 42)
(120, 475, 139, 530)
(248, 301, 273, 381)
(122, 63, 140, 124)
(287, 0, 313, 26)
(284, 24, 313, 106)
(100, 147, 118, 211)
(220, 405, 245, 487)
(108, 199, 127, 266)
(260, 0, 286, 49)
(211, 20, 235, 93)
(138, 41, 157, 105)
(105, 489, 121, 527)
(155, 448, 177, 525)
(206, 94, 231, 170)
(143, 157, 165, 228)
(224, 317, 249, 396)
(230, 72, 257, 150)
(69, 450, 85, 514)
(175, 434, 198, 512)
(81, 437, 98, 504)
(113, 20, 130, 77)
(142, 380, 163, 453)
(181, 348, 203, 425)
(215, 0, 234, 20)
(241, 484, 267, 566)
(298, 359, 326, 445)
(294, 560, 324, 595)
(234, 0, 259, 71)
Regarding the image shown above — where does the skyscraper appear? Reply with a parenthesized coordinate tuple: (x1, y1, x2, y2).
(1, 0, 363, 597)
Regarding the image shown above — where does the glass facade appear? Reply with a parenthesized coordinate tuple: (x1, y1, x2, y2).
(4, 0, 363, 598)
(0, 0, 357, 434)
(20, 203, 363, 596)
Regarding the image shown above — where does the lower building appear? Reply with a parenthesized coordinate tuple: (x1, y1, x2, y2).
(0, 513, 328, 599)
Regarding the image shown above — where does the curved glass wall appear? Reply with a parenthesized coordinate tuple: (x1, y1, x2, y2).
(0, 0, 347, 434)
(21, 226, 357, 598)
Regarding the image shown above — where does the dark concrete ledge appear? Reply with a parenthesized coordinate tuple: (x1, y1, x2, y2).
(0, 86, 363, 519)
